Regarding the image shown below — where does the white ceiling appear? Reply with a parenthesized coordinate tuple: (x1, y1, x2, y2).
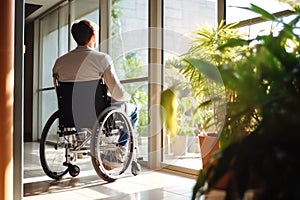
(25, 0, 63, 22)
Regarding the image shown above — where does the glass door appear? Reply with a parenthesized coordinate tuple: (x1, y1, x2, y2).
(162, 0, 219, 172)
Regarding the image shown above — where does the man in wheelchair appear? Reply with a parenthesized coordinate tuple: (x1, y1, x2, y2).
(52, 19, 138, 170)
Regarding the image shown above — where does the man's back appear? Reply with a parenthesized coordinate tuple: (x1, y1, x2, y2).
(53, 46, 111, 82)
(53, 19, 130, 103)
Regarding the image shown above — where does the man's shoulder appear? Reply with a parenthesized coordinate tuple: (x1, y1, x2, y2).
(56, 51, 73, 60)
(90, 49, 110, 57)
(56, 48, 112, 63)
(90, 50, 113, 63)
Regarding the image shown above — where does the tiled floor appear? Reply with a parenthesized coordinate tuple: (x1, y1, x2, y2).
(23, 142, 199, 200)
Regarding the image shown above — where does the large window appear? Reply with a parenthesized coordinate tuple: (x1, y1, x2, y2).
(226, 0, 291, 24)
(35, 0, 295, 175)
(109, 0, 149, 161)
(38, 5, 70, 128)
(162, 0, 295, 173)
(37, 0, 149, 161)
(37, 1, 99, 137)
(163, 0, 218, 171)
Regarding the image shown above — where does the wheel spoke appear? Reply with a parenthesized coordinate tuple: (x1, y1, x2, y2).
(91, 108, 134, 182)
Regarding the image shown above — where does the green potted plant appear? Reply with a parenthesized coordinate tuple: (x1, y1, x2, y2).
(164, 20, 252, 167)
(180, 19, 254, 148)
(191, 2, 300, 199)
(161, 20, 250, 163)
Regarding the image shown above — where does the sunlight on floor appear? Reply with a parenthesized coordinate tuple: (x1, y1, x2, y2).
(23, 142, 198, 200)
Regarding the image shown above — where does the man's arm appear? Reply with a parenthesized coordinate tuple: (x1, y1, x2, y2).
(103, 65, 131, 102)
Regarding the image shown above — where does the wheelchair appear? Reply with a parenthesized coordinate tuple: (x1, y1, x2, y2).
(39, 78, 141, 182)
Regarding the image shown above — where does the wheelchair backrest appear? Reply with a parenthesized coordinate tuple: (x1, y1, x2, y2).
(56, 79, 111, 129)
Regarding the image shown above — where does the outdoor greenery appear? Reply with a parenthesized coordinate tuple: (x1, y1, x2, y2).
(161, 21, 250, 146)
(189, 2, 300, 199)
(111, 1, 148, 135)
(162, 59, 204, 139)
(180, 20, 254, 148)
(112, 0, 300, 198)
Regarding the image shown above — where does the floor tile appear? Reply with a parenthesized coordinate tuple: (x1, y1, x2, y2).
(23, 142, 196, 200)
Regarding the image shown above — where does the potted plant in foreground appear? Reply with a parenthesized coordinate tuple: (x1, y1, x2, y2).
(191, 2, 300, 199)
(161, 20, 243, 161)
(179, 20, 252, 168)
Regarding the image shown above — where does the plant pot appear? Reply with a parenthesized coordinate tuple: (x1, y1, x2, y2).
(198, 133, 219, 169)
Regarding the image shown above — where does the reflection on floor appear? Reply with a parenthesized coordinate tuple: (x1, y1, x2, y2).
(23, 142, 199, 200)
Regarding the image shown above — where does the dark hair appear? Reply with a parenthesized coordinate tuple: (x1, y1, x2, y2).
(71, 20, 95, 45)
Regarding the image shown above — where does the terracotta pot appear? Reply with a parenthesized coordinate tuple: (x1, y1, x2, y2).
(198, 133, 219, 169)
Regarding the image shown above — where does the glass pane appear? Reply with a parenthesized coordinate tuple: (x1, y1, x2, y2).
(163, 0, 218, 170)
(39, 0, 100, 140)
(226, 0, 291, 24)
(239, 14, 300, 39)
(40, 90, 58, 137)
(165, 0, 217, 33)
(39, 7, 68, 139)
(40, 10, 59, 89)
(123, 81, 148, 161)
(109, 0, 148, 80)
(58, 4, 69, 56)
(40, 5, 70, 89)
(72, 0, 99, 20)
(109, 0, 149, 161)
(70, 0, 99, 49)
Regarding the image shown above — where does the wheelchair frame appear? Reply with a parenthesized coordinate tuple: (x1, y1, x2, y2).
(39, 79, 141, 182)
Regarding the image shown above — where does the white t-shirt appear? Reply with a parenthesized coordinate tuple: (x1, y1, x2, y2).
(52, 46, 131, 102)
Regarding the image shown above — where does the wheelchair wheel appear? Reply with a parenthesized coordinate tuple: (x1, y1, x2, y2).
(39, 111, 69, 180)
(91, 107, 134, 182)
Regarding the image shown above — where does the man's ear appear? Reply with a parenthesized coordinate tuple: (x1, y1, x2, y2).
(92, 33, 96, 41)
(91, 33, 99, 49)
(87, 33, 96, 48)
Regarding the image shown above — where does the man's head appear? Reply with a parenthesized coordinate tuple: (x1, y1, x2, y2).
(71, 19, 99, 47)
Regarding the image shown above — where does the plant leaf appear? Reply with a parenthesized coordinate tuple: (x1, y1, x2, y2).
(184, 58, 224, 85)
(233, 4, 276, 21)
(218, 38, 250, 51)
(249, 4, 276, 21)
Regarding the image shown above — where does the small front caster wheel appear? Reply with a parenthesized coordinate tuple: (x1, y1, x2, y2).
(131, 161, 141, 176)
(69, 164, 80, 177)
